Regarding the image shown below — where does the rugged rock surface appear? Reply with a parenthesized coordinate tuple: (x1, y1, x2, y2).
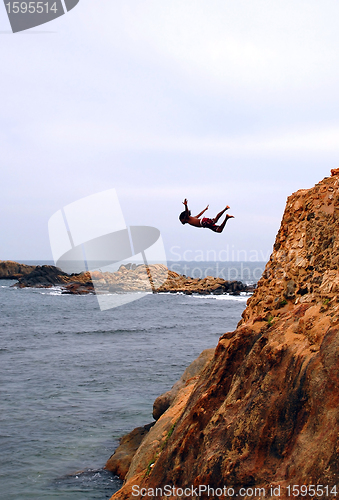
(0, 260, 36, 279)
(90, 264, 252, 295)
(109, 171, 339, 499)
(91, 264, 168, 293)
(156, 269, 250, 295)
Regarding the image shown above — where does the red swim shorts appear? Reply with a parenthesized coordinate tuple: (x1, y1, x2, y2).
(201, 217, 217, 230)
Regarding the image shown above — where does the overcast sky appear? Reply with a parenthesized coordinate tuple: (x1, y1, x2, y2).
(1, 0, 338, 262)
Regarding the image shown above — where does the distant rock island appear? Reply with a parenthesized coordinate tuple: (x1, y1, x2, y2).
(0, 261, 254, 296)
(0, 260, 36, 279)
(108, 169, 339, 499)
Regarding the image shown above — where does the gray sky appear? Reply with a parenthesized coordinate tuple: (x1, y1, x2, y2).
(1, 0, 338, 262)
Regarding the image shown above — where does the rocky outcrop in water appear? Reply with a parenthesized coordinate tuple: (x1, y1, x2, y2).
(109, 171, 339, 500)
(156, 269, 250, 295)
(14, 263, 253, 295)
(0, 260, 36, 279)
(15, 265, 93, 292)
(92, 265, 251, 295)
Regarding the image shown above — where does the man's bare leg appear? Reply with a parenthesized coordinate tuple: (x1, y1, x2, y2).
(213, 205, 230, 223)
(215, 214, 234, 233)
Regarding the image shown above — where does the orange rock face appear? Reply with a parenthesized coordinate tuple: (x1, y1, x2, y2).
(110, 174, 339, 499)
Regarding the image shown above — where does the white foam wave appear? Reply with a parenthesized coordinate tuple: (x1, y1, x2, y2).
(39, 286, 63, 296)
(191, 293, 251, 302)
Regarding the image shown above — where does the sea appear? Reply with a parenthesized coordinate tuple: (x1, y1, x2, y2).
(0, 261, 265, 500)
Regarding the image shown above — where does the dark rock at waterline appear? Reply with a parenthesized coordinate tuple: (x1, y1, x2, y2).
(105, 423, 155, 480)
(16, 265, 71, 288)
(13, 265, 93, 293)
(61, 282, 94, 295)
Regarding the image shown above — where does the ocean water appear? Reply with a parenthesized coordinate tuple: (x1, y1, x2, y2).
(0, 262, 264, 500)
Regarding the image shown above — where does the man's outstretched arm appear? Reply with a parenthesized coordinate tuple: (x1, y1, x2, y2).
(195, 204, 209, 218)
(183, 198, 190, 215)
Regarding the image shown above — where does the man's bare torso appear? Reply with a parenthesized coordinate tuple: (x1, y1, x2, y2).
(186, 215, 202, 228)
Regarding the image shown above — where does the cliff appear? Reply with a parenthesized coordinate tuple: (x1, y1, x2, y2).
(110, 170, 339, 499)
